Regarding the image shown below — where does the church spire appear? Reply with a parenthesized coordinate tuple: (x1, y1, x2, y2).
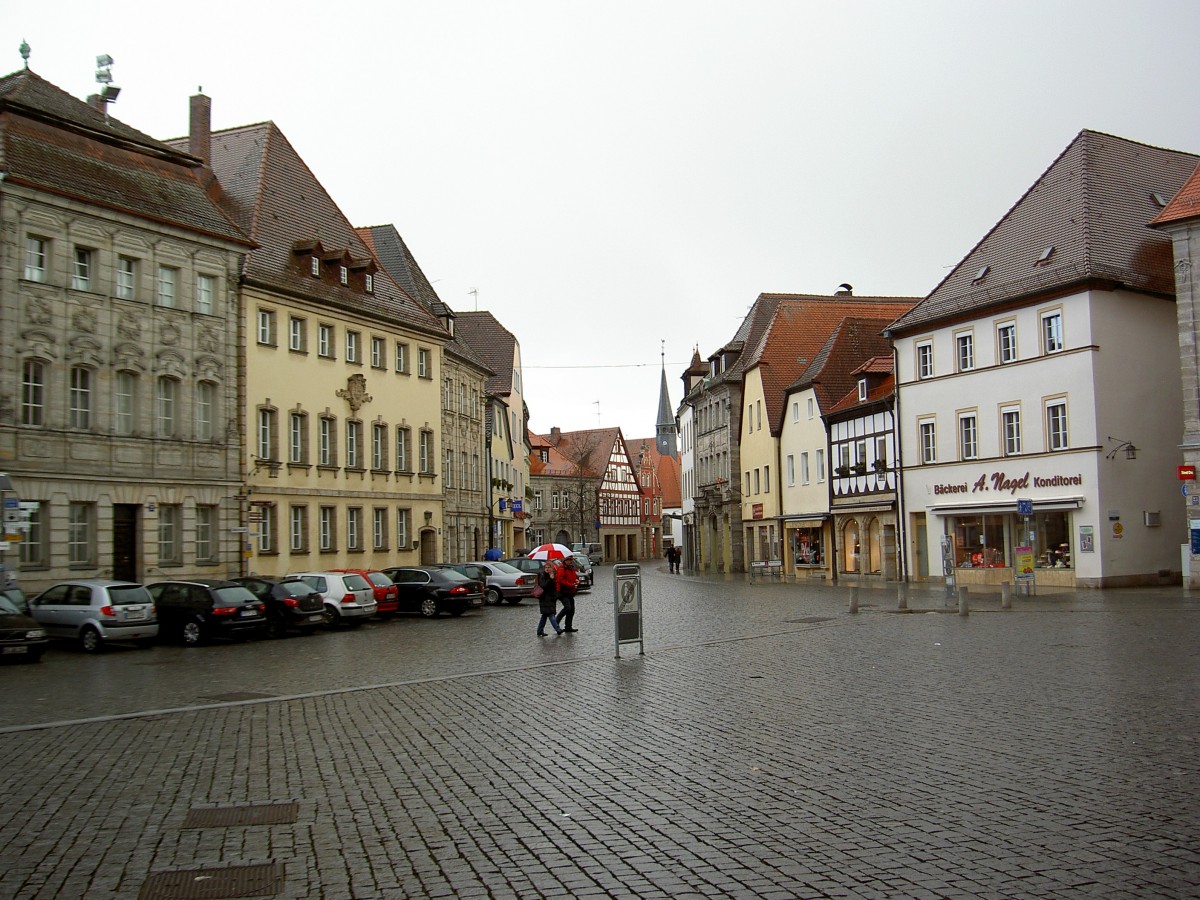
(656, 340, 678, 458)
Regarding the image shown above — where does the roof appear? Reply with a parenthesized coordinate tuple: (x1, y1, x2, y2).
(788, 317, 898, 412)
(739, 295, 916, 435)
(890, 129, 1200, 333)
(531, 427, 622, 478)
(0, 69, 249, 245)
(1151, 160, 1200, 228)
(626, 437, 682, 508)
(824, 372, 896, 418)
(166, 121, 445, 335)
(454, 311, 520, 395)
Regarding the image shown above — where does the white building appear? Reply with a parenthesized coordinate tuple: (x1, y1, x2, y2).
(890, 130, 1197, 589)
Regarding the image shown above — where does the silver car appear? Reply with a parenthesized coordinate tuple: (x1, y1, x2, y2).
(459, 561, 538, 605)
(29, 579, 158, 652)
(288, 571, 377, 626)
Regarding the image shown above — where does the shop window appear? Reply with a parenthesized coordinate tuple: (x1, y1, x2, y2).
(952, 514, 1007, 567)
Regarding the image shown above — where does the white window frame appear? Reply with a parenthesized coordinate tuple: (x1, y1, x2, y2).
(955, 331, 974, 372)
(156, 265, 177, 308)
(156, 376, 177, 438)
(196, 273, 215, 315)
(24, 236, 48, 282)
(919, 419, 937, 464)
(115, 371, 136, 435)
(289, 316, 306, 352)
(69, 367, 92, 429)
(318, 323, 333, 358)
(1046, 399, 1069, 451)
(22, 360, 45, 427)
(1041, 311, 1064, 354)
(997, 321, 1017, 364)
(916, 341, 934, 380)
(72, 247, 92, 291)
(1002, 406, 1022, 456)
(116, 256, 136, 299)
(196, 381, 214, 441)
(958, 413, 978, 460)
(257, 309, 275, 345)
(346, 330, 360, 363)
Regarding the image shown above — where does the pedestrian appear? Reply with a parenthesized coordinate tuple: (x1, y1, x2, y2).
(535, 561, 562, 636)
(554, 557, 580, 632)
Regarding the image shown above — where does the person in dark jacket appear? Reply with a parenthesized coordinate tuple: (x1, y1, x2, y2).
(536, 562, 561, 636)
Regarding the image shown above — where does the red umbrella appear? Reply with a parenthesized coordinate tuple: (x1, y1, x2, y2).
(528, 542, 574, 560)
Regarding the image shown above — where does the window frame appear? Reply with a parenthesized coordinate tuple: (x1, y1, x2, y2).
(916, 340, 934, 380)
(1001, 406, 1022, 456)
(955, 330, 975, 372)
(958, 412, 978, 460)
(156, 265, 177, 308)
(69, 366, 92, 430)
(1046, 398, 1069, 451)
(24, 236, 48, 282)
(919, 419, 937, 464)
(997, 321, 1017, 364)
(1041, 310, 1064, 354)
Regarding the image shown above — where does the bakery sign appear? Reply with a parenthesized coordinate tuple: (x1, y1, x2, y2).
(933, 470, 1084, 497)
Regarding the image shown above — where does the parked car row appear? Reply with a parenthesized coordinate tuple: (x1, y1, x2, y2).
(2, 565, 502, 660)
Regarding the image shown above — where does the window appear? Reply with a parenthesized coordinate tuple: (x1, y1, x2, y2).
(257, 407, 277, 461)
(258, 507, 275, 553)
(373, 508, 388, 550)
(959, 413, 978, 460)
(445, 449, 454, 488)
(1042, 311, 1063, 354)
(419, 430, 432, 473)
(346, 420, 363, 469)
(155, 377, 178, 437)
(919, 420, 937, 464)
(257, 309, 276, 345)
(21, 360, 44, 427)
(69, 367, 92, 429)
(998, 322, 1017, 364)
(816, 448, 825, 482)
(196, 381, 214, 441)
(461, 451, 468, 488)
(68, 502, 95, 565)
(157, 505, 182, 565)
(395, 342, 408, 373)
(747, 404, 753, 432)
(290, 505, 308, 552)
(290, 412, 307, 464)
(365, 273, 374, 294)
(289, 317, 306, 352)
(418, 348, 430, 378)
(396, 427, 410, 471)
(116, 256, 136, 299)
(443, 378, 453, 409)
(310, 256, 320, 276)
(319, 416, 335, 466)
(18, 502, 45, 566)
(786, 454, 796, 486)
(875, 436, 888, 468)
(791, 401, 799, 423)
(807, 398, 815, 419)
(955, 332, 974, 372)
(551, 491, 560, 511)
(534, 490, 543, 511)
(347, 507, 362, 551)
(857, 378, 868, 401)
(346, 330, 361, 363)
(72, 248, 92, 290)
(317, 507, 332, 551)
(1046, 399, 1069, 450)
(318, 324, 333, 358)
(115, 371, 136, 435)
(24, 236, 48, 282)
(1002, 407, 1022, 456)
(916, 341, 933, 379)
(339, 266, 349, 285)
(195, 505, 217, 563)
(371, 337, 385, 369)
(372, 424, 387, 470)
(397, 508, 410, 548)
(764, 465, 770, 493)
(800, 452, 810, 485)
(753, 469, 761, 495)
(156, 266, 177, 307)
(195, 274, 215, 315)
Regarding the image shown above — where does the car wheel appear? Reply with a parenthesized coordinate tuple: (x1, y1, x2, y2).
(80, 625, 103, 653)
(419, 597, 439, 618)
(265, 613, 288, 639)
(181, 619, 204, 647)
(321, 606, 338, 627)
(485, 587, 502, 605)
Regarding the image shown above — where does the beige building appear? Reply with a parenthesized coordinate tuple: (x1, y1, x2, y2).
(0, 69, 252, 592)
(176, 97, 450, 575)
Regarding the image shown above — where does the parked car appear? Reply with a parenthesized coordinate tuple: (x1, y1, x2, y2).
(381, 566, 484, 617)
(231, 576, 327, 638)
(454, 561, 537, 605)
(329, 569, 400, 616)
(572, 542, 604, 565)
(146, 579, 268, 646)
(0, 591, 49, 663)
(29, 579, 158, 652)
(504, 556, 546, 577)
(571, 553, 594, 591)
(287, 571, 377, 626)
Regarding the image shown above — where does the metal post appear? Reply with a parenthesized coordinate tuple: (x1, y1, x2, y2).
(849, 586, 859, 614)
(958, 585, 969, 616)
(1001, 581, 1012, 610)
(897, 582, 908, 610)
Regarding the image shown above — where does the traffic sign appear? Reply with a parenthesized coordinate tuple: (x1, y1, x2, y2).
(1017, 498, 1033, 516)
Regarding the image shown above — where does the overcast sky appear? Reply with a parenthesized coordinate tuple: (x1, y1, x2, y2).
(10, 1, 1200, 439)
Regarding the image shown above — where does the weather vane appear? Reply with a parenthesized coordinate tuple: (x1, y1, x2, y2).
(19, 39, 30, 68)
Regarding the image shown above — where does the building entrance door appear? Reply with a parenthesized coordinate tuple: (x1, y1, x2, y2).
(113, 504, 139, 582)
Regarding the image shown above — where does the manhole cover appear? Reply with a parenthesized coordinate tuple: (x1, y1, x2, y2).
(138, 861, 285, 899)
(183, 802, 299, 828)
(198, 691, 276, 703)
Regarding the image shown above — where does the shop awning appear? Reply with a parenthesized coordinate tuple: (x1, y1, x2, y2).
(784, 517, 828, 528)
(928, 496, 1085, 516)
(831, 501, 896, 514)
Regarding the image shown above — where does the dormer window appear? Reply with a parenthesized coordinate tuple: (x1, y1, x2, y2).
(339, 266, 348, 285)
(1036, 246, 1055, 266)
(365, 274, 374, 294)
(972, 265, 989, 285)
(310, 256, 320, 276)
(857, 378, 867, 401)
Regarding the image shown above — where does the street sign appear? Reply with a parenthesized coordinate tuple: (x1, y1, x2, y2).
(1017, 498, 1033, 516)
(1180, 465, 1196, 480)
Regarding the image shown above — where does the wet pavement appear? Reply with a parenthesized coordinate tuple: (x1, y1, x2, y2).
(1, 567, 1197, 898)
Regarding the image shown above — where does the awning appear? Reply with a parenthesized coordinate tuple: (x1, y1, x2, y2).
(784, 517, 828, 528)
(831, 502, 896, 514)
(928, 496, 1085, 516)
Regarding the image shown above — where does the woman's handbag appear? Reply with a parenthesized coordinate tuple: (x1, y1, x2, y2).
(531, 584, 544, 599)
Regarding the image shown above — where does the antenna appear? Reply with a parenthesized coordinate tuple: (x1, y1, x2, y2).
(94, 54, 120, 119)
(469, 287, 478, 311)
(593, 401, 601, 426)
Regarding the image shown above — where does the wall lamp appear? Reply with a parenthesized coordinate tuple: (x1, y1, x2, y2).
(1105, 437, 1137, 460)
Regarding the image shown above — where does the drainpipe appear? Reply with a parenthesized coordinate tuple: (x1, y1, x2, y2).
(886, 329, 908, 583)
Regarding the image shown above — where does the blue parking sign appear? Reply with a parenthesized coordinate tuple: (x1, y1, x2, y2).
(1017, 498, 1033, 516)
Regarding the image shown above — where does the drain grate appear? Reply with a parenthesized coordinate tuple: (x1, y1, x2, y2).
(183, 802, 299, 828)
(138, 861, 285, 899)
(198, 691, 276, 703)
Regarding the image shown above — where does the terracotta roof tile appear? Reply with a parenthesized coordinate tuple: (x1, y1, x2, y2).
(1151, 160, 1200, 227)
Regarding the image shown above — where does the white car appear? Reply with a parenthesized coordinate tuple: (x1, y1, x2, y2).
(287, 571, 377, 627)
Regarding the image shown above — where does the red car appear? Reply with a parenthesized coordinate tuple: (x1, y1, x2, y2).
(329, 569, 399, 615)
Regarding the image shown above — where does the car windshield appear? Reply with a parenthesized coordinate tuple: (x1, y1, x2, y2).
(0, 595, 23, 615)
(365, 572, 392, 588)
(213, 585, 259, 605)
(343, 573, 372, 591)
(488, 562, 520, 574)
(438, 569, 473, 584)
(108, 585, 153, 605)
(279, 582, 316, 599)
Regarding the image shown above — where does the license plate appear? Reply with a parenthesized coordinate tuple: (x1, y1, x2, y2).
(239, 608, 259, 618)
(2, 646, 28, 654)
(307, 614, 324, 622)
(125, 608, 146, 620)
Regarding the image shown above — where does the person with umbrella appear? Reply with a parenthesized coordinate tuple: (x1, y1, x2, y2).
(535, 561, 562, 636)
(553, 557, 580, 632)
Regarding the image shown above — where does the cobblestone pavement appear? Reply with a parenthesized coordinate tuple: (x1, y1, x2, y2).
(1, 568, 1198, 898)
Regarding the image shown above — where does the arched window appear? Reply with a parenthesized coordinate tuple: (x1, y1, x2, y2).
(842, 520, 860, 573)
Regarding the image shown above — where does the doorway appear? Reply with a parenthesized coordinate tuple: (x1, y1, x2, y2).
(113, 504, 139, 582)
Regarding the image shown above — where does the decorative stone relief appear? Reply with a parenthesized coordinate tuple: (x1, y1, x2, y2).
(26, 297, 52, 326)
(71, 306, 97, 334)
(195, 354, 224, 383)
(117, 313, 141, 342)
(113, 342, 147, 372)
(160, 321, 181, 346)
(197, 326, 222, 355)
(68, 335, 104, 368)
(336, 373, 373, 412)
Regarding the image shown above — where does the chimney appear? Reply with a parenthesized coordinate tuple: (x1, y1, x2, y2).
(836, 283, 853, 296)
(189, 91, 211, 164)
(86, 94, 104, 111)
(550, 426, 561, 444)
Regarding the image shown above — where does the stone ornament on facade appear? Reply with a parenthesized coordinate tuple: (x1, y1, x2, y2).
(117, 313, 141, 342)
(71, 306, 97, 334)
(336, 373, 373, 412)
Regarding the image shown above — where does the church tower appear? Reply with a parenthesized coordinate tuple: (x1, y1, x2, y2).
(656, 343, 678, 458)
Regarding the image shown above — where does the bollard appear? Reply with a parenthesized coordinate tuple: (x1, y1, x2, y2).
(1000, 581, 1012, 610)
(897, 582, 908, 611)
(849, 586, 859, 614)
(958, 585, 969, 617)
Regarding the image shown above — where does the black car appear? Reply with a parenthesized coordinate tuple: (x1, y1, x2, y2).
(231, 576, 326, 638)
(0, 590, 49, 663)
(381, 566, 485, 617)
(146, 579, 268, 646)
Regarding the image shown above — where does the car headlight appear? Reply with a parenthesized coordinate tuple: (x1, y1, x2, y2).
(26, 628, 46, 639)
